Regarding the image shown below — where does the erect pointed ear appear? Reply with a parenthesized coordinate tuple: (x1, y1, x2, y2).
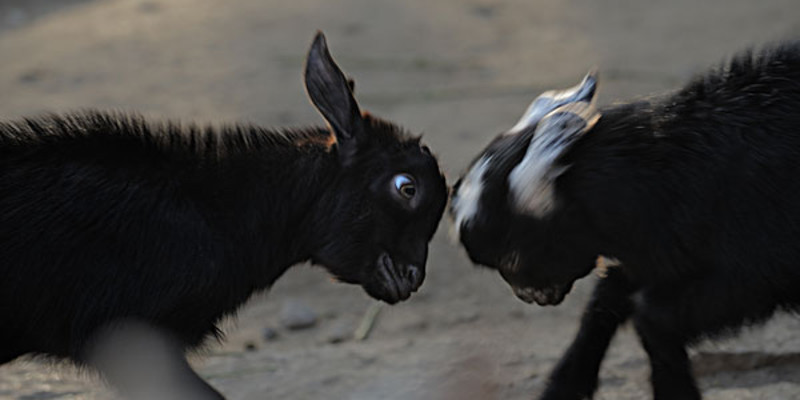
(506, 70, 598, 135)
(507, 99, 601, 218)
(304, 32, 363, 161)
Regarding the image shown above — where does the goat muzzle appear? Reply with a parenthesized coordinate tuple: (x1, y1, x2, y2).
(376, 253, 423, 304)
(511, 284, 570, 306)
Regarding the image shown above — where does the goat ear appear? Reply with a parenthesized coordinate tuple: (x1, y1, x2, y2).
(508, 101, 600, 217)
(507, 70, 598, 135)
(304, 32, 363, 152)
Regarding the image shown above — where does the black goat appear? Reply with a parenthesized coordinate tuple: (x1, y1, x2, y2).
(451, 42, 800, 399)
(0, 32, 447, 398)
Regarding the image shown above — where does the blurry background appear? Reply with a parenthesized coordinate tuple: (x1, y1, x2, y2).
(1, 0, 799, 399)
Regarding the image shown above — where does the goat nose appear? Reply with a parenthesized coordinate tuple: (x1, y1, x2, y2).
(405, 265, 423, 291)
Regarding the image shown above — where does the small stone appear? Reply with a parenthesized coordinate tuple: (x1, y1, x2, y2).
(244, 341, 257, 352)
(325, 320, 353, 344)
(19, 69, 46, 84)
(279, 300, 318, 330)
(471, 5, 498, 19)
(262, 327, 279, 341)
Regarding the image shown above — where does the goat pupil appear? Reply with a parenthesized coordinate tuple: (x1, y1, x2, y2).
(402, 186, 416, 197)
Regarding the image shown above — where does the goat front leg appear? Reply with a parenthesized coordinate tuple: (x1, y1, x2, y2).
(84, 321, 225, 400)
(540, 268, 637, 400)
(633, 312, 699, 400)
(633, 286, 705, 400)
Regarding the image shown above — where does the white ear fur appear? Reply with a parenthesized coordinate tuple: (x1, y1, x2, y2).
(508, 101, 600, 217)
(451, 156, 492, 238)
(505, 71, 597, 136)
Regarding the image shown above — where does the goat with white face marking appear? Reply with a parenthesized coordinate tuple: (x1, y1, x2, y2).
(0, 32, 447, 398)
(452, 73, 601, 306)
(451, 42, 800, 399)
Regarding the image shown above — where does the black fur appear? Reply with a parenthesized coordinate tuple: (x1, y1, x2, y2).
(452, 42, 800, 399)
(0, 33, 447, 398)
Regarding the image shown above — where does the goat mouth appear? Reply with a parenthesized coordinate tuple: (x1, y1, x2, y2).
(511, 284, 571, 306)
(374, 253, 414, 304)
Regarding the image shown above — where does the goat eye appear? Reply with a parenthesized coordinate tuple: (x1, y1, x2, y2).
(393, 174, 417, 200)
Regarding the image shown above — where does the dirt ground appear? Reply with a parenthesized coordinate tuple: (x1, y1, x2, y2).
(1, 0, 799, 399)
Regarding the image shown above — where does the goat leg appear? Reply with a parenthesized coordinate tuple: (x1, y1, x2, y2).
(633, 291, 701, 400)
(540, 269, 636, 400)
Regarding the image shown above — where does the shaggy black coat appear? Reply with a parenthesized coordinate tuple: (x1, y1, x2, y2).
(453, 42, 800, 399)
(0, 33, 447, 398)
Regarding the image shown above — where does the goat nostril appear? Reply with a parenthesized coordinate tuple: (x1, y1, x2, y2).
(406, 265, 421, 288)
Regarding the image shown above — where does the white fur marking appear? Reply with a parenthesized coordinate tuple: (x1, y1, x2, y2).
(508, 102, 600, 217)
(452, 156, 492, 237)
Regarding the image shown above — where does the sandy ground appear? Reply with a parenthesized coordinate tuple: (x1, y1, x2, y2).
(1, 0, 799, 399)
